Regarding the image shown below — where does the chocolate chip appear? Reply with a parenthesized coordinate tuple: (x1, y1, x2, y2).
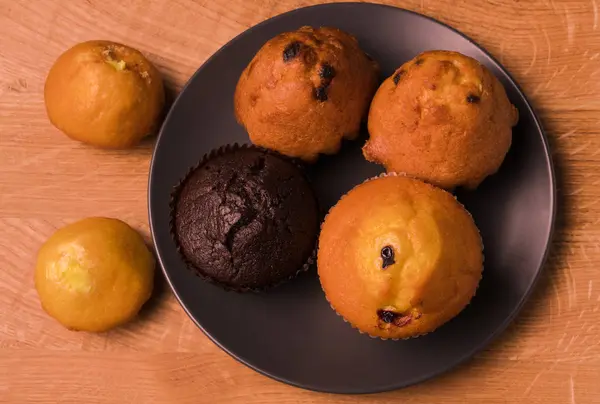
(381, 245, 395, 269)
(377, 310, 397, 324)
(377, 309, 413, 327)
(393, 70, 404, 85)
(415, 58, 424, 66)
(467, 94, 481, 103)
(283, 41, 302, 62)
(314, 86, 328, 102)
(319, 63, 336, 80)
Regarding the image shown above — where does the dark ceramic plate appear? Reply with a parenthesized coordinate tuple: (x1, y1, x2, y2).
(148, 3, 556, 394)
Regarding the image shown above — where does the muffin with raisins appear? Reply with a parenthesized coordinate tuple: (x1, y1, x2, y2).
(364, 50, 518, 189)
(318, 174, 483, 339)
(235, 26, 379, 162)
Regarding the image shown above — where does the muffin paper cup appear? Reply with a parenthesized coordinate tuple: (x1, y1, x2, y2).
(169, 143, 319, 293)
(317, 171, 484, 340)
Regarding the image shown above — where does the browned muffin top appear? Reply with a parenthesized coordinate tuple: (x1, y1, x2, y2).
(235, 26, 380, 161)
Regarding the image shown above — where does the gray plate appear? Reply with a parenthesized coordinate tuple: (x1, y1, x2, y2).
(148, 3, 556, 394)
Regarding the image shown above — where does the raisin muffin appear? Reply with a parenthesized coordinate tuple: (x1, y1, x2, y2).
(235, 26, 379, 162)
(318, 174, 483, 339)
(171, 145, 319, 291)
(363, 50, 518, 189)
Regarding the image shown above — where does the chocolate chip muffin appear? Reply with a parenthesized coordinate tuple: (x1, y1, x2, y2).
(363, 50, 518, 189)
(171, 145, 319, 291)
(235, 26, 379, 162)
(318, 174, 483, 339)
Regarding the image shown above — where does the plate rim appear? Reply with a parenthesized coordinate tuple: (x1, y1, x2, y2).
(148, 2, 557, 394)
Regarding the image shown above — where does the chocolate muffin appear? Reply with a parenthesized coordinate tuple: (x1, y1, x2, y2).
(364, 50, 518, 189)
(171, 145, 319, 291)
(235, 26, 380, 162)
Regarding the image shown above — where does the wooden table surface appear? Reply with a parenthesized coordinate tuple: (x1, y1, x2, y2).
(1, 0, 599, 402)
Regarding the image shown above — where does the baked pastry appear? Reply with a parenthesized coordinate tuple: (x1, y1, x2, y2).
(35, 217, 155, 332)
(44, 40, 164, 148)
(171, 145, 319, 291)
(318, 174, 483, 339)
(235, 26, 379, 162)
(363, 50, 518, 189)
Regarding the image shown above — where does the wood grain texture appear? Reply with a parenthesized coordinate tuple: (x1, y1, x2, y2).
(1, 0, 599, 402)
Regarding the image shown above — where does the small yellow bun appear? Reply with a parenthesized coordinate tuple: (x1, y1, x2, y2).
(44, 40, 165, 148)
(35, 217, 155, 332)
(318, 175, 483, 339)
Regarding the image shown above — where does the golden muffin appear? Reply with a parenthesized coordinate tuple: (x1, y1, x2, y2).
(363, 50, 518, 189)
(44, 40, 165, 149)
(318, 175, 483, 339)
(235, 26, 379, 162)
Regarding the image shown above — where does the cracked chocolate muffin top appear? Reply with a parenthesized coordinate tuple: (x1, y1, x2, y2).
(234, 26, 379, 162)
(171, 146, 319, 291)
